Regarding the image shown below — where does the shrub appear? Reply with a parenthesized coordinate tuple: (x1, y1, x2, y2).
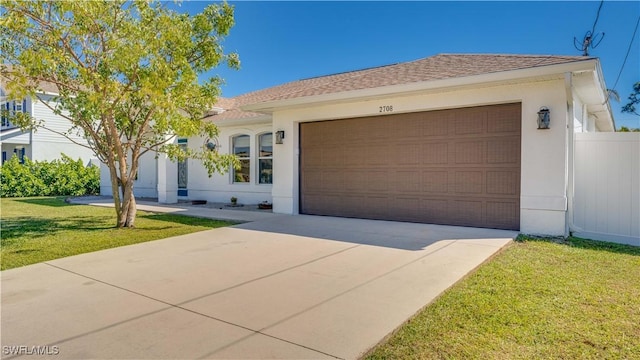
(0, 154, 99, 197)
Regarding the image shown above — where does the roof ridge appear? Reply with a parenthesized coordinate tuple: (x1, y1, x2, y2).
(435, 53, 594, 59)
(299, 62, 399, 81)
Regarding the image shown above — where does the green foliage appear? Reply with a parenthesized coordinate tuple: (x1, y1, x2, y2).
(0, 0, 240, 226)
(0, 154, 99, 197)
(622, 81, 640, 116)
(618, 126, 640, 132)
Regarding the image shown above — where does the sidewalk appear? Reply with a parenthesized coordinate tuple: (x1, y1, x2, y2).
(68, 196, 283, 222)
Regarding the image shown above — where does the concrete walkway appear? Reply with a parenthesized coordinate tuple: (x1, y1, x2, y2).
(1, 203, 516, 359)
(68, 196, 282, 222)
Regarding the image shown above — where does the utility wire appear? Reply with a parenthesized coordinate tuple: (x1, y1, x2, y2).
(591, 0, 604, 35)
(612, 15, 640, 91)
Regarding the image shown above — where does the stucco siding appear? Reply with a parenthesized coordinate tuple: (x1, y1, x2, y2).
(100, 151, 158, 198)
(187, 123, 273, 204)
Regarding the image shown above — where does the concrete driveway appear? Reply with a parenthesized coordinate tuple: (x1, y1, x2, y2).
(1, 215, 516, 359)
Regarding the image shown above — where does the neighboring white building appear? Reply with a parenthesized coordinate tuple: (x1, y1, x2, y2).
(102, 53, 620, 237)
(1, 82, 96, 165)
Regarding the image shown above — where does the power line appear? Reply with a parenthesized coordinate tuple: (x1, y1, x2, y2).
(612, 15, 640, 91)
(591, 0, 604, 35)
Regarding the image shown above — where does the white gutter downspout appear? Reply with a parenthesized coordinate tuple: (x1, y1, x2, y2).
(565, 71, 588, 238)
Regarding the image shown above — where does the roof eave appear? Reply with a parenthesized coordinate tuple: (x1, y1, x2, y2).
(242, 59, 599, 113)
(571, 59, 615, 132)
(205, 114, 272, 127)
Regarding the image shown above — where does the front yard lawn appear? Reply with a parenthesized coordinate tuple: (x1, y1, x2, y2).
(1, 197, 233, 270)
(366, 236, 640, 359)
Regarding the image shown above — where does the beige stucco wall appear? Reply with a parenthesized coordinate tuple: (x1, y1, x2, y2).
(271, 78, 571, 235)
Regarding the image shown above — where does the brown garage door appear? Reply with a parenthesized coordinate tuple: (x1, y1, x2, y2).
(300, 103, 521, 230)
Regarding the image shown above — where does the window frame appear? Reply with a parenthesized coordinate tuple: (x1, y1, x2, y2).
(231, 134, 251, 184)
(257, 132, 273, 185)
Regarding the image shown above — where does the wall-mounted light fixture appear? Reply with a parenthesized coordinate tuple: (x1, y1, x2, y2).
(275, 130, 285, 144)
(205, 138, 218, 151)
(537, 107, 550, 129)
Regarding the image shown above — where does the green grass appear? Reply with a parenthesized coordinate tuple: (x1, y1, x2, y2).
(1, 197, 234, 270)
(366, 236, 640, 360)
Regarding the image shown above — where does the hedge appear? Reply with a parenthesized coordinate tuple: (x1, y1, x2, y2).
(0, 154, 100, 197)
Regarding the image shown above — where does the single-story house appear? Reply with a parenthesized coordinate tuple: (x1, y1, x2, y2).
(102, 53, 619, 237)
(1, 81, 96, 165)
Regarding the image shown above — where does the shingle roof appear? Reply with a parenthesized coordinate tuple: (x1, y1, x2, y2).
(207, 53, 592, 122)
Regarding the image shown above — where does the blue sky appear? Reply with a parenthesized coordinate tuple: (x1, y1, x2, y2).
(175, 1, 640, 129)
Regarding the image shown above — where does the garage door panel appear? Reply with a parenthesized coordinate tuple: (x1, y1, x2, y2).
(321, 171, 344, 191)
(422, 171, 449, 193)
(454, 171, 484, 194)
(367, 171, 389, 191)
(422, 142, 449, 164)
(393, 114, 426, 138)
(365, 144, 390, 165)
(487, 139, 520, 164)
(422, 113, 452, 137)
(344, 145, 366, 165)
(300, 103, 521, 230)
(399, 143, 422, 165)
(341, 195, 365, 216)
(455, 141, 486, 164)
(343, 119, 370, 141)
(321, 147, 344, 167)
(486, 171, 519, 195)
(302, 148, 323, 167)
(344, 170, 368, 192)
(302, 170, 323, 191)
(455, 110, 486, 135)
(395, 171, 421, 193)
(488, 106, 521, 133)
(321, 123, 347, 145)
(421, 199, 450, 223)
(393, 197, 421, 221)
(485, 201, 519, 229)
(452, 200, 484, 225)
(301, 126, 323, 146)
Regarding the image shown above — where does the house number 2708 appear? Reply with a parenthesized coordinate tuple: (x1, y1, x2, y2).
(379, 105, 393, 113)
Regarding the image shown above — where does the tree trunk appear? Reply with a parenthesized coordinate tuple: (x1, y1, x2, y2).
(118, 180, 136, 228)
(107, 161, 124, 228)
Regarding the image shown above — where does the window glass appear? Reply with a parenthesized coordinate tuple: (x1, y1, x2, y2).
(233, 135, 250, 157)
(232, 135, 250, 183)
(258, 133, 273, 184)
(259, 159, 272, 184)
(259, 133, 273, 157)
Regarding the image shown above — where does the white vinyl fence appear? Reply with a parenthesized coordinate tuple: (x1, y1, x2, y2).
(572, 132, 640, 246)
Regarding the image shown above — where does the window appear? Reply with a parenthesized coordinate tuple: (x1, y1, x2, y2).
(1, 102, 10, 127)
(177, 139, 188, 195)
(14, 147, 25, 164)
(232, 135, 250, 183)
(258, 133, 273, 184)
